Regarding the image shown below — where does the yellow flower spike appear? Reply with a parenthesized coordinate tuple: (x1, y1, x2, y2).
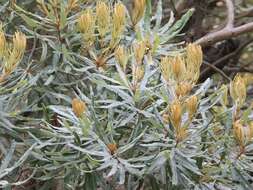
(131, 0, 146, 26)
(186, 43, 203, 82)
(230, 74, 247, 108)
(233, 120, 245, 147)
(132, 64, 145, 85)
(160, 57, 172, 82)
(186, 43, 203, 68)
(66, 0, 79, 12)
(172, 55, 185, 82)
(107, 143, 117, 155)
(0, 23, 6, 58)
(249, 122, 253, 139)
(177, 127, 188, 142)
(72, 98, 86, 118)
(78, 9, 95, 44)
(13, 32, 27, 53)
(115, 45, 128, 71)
(175, 82, 192, 98)
(170, 100, 182, 130)
(4, 31, 26, 74)
(96, 1, 110, 37)
(133, 41, 146, 65)
(112, 2, 126, 40)
(186, 95, 198, 120)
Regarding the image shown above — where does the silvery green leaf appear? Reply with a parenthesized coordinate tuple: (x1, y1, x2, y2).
(148, 150, 170, 172)
(170, 149, 178, 185)
(0, 141, 16, 171)
(160, 9, 194, 44)
(154, 0, 163, 32)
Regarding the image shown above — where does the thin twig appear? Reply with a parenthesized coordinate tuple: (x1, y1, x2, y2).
(200, 39, 253, 79)
(195, 0, 253, 47)
(169, 0, 178, 17)
(202, 61, 231, 81)
(224, 0, 234, 29)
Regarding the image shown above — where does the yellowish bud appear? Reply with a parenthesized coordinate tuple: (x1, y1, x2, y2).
(96, 1, 110, 37)
(186, 95, 198, 120)
(133, 41, 146, 65)
(72, 98, 86, 117)
(115, 45, 128, 71)
(78, 9, 95, 45)
(233, 120, 245, 147)
(4, 32, 26, 74)
(112, 2, 126, 40)
(131, 0, 146, 26)
(160, 57, 172, 82)
(185, 43, 203, 83)
(107, 143, 117, 155)
(132, 64, 145, 84)
(230, 74, 247, 107)
(170, 100, 182, 130)
(186, 43, 203, 68)
(250, 122, 253, 140)
(0, 23, 6, 58)
(177, 127, 188, 142)
(13, 32, 27, 53)
(66, 0, 79, 13)
(175, 82, 192, 97)
(233, 120, 253, 147)
(172, 56, 185, 82)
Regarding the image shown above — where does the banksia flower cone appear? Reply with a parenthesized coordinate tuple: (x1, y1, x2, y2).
(230, 74, 246, 108)
(78, 9, 95, 45)
(170, 100, 182, 130)
(72, 98, 86, 117)
(115, 45, 128, 71)
(176, 82, 192, 97)
(133, 41, 146, 65)
(131, 0, 146, 26)
(186, 43, 203, 83)
(0, 23, 6, 58)
(112, 2, 126, 41)
(233, 120, 253, 148)
(4, 31, 26, 75)
(96, 1, 110, 37)
(186, 95, 198, 120)
(107, 143, 117, 155)
(172, 56, 185, 82)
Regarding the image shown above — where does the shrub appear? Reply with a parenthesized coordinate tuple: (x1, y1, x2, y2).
(0, 0, 253, 189)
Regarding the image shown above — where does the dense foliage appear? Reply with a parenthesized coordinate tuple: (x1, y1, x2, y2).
(0, 0, 253, 189)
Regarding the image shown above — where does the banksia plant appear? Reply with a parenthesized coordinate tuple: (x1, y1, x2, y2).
(0, 1, 253, 190)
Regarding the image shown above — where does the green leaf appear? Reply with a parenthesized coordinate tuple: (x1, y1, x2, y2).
(161, 8, 194, 44)
(20, 14, 39, 28)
